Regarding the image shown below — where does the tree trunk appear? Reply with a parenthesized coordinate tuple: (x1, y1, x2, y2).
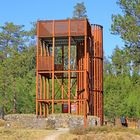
(13, 92, 17, 113)
(13, 79, 17, 113)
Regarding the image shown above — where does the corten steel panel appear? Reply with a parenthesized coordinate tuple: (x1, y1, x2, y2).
(54, 64, 63, 71)
(37, 21, 53, 37)
(54, 64, 63, 77)
(92, 24, 103, 125)
(37, 19, 88, 37)
(70, 20, 85, 36)
(77, 43, 84, 71)
(38, 56, 53, 71)
(55, 21, 68, 36)
(87, 20, 92, 37)
(88, 36, 93, 115)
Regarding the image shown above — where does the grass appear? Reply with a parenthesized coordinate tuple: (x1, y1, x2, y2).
(0, 119, 5, 127)
(70, 127, 86, 135)
(0, 125, 140, 140)
(0, 127, 48, 140)
(59, 126, 140, 140)
(70, 126, 140, 135)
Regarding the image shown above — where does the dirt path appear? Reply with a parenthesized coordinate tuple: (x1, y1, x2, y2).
(43, 128, 69, 140)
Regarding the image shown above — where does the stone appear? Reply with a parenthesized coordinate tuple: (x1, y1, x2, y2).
(4, 114, 100, 129)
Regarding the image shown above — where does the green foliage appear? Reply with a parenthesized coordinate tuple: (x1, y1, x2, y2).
(0, 22, 36, 115)
(104, 0, 140, 120)
(111, 0, 140, 74)
(111, 46, 131, 75)
(0, 0, 140, 121)
(105, 32, 139, 118)
(104, 49, 140, 119)
(111, 0, 140, 46)
(73, 2, 87, 19)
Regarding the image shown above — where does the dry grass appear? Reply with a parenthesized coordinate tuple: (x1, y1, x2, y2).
(59, 133, 78, 140)
(0, 119, 5, 127)
(0, 127, 48, 140)
(70, 126, 140, 135)
(70, 127, 86, 135)
(59, 126, 140, 140)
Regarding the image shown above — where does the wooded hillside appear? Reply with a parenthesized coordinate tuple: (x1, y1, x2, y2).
(0, 0, 140, 120)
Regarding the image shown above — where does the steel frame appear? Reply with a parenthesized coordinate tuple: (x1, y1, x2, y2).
(36, 19, 103, 127)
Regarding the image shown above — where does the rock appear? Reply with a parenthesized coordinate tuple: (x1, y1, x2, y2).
(4, 114, 100, 129)
(45, 119, 55, 129)
(46, 114, 100, 129)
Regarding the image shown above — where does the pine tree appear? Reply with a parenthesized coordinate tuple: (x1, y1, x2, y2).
(0, 22, 36, 115)
(73, 2, 87, 19)
(111, 0, 140, 75)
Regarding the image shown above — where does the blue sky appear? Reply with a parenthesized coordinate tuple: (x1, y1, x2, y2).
(0, 0, 124, 57)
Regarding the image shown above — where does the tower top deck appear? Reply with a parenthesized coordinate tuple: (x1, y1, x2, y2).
(37, 19, 91, 38)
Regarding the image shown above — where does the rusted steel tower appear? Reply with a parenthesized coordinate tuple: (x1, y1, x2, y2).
(36, 19, 103, 127)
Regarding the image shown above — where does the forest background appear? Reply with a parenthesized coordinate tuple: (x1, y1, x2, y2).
(0, 0, 140, 120)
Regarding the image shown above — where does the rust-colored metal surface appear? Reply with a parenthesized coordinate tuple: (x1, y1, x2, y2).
(36, 19, 103, 127)
(92, 24, 103, 125)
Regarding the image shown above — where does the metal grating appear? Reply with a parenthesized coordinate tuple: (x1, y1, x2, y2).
(55, 21, 68, 36)
(37, 19, 87, 37)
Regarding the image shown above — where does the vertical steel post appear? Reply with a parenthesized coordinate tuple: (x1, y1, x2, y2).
(93, 24, 103, 125)
(97, 27, 99, 117)
(99, 26, 103, 125)
(52, 20, 55, 114)
(47, 78, 50, 115)
(36, 71, 39, 116)
(84, 19, 87, 128)
(40, 75, 42, 117)
(98, 27, 102, 121)
(62, 45, 64, 103)
(93, 25, 97, 116)
(44, 41, 47, 56)
(39, 39, 43, 117)
(44, 77, 47, 117)
(79, 57, 81, 115)
(36, 23, 39, 117)
(68, 19, 71, 113)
